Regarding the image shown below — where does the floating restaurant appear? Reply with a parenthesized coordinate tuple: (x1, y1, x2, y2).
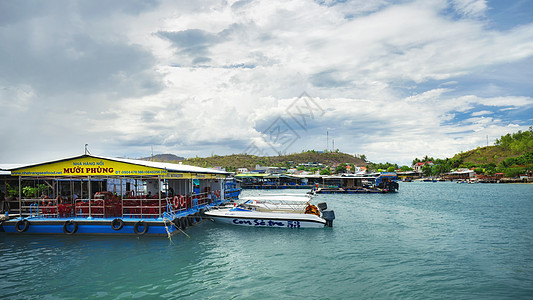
(313, 173, 399, 194)
(0, 154, 239, 237)
(233, 172, 399, 193)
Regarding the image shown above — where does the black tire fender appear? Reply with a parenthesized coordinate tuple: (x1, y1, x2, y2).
(63, 220, 78, 235)
(133, 221, 149, 235)
(179, 217, 187, 229)
(15, 219, 30, 233)
(111, 218, 124, 231)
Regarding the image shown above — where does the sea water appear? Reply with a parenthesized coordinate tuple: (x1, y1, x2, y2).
(1, 182, 532, 299)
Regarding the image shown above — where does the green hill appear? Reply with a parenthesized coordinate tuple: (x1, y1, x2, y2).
(451, 145, 525, 166)
(451, 127, 533, 166)
(414, 127, 533, 177)
(158, 151, 368, 171)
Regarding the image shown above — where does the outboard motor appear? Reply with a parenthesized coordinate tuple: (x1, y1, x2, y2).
(384, 181, 399, 192)
(317, 202, 327, 211)
(322, 210, 335, 227)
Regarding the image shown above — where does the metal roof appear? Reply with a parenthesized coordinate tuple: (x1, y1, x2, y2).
(1, 164, 28, 176)
(6, 154, 229, 175)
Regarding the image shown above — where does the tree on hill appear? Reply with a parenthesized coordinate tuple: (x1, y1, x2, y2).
(495, 127, 533, 153)
(399, 165, 413, 171)
(181, 151, 368, 170)
(370, 162, 398, 172)
(411, 128, 533, 177)
(320, 167, 332, 175)
(335, 164, 347, 174)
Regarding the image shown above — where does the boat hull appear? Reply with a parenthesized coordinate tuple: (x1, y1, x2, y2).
(1, 217, 188, 237)
(205, 209, 326, 229)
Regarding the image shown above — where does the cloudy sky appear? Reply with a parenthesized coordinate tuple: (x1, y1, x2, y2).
(1, 0, 532, 165)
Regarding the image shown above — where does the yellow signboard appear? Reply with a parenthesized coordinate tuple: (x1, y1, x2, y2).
(11, 157, 168, 177)
(162, 172, 192, 179)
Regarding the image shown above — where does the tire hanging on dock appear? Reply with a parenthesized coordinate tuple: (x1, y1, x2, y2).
(111, 218, 124, 231)
(15, 219, 30, 233)
(63, 220, 78, 235)
(179, 217, 187, 229)
(133, 221, 149, 235)
(172, 218, 180, 230)
(194, 212, 201, 223)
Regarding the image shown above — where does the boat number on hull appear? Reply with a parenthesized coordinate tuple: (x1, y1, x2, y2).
(232, 219, 301, 228)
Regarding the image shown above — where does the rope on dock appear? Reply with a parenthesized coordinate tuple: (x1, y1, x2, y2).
(162, 217, 190, 241)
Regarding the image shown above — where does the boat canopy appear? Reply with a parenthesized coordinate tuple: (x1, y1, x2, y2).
(240, 195, 311, 203)
(7, 154, 229, 178)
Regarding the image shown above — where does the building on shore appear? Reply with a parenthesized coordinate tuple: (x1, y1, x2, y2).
(442, 169, 476, 181)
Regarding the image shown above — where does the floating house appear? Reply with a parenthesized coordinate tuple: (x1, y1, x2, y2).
(1, 154, 238, 237)
(234, 172, 399, 193)
(314, 173, 399, 194)
(236, 173, 316, 189)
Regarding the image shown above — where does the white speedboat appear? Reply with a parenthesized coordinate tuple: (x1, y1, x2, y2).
(238, 195, 312, 213)
(205, 195, 335, 228)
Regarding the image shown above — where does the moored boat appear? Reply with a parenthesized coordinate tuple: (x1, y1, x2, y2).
(205, 195, 335, 228)
(238, 194, 313, 213)
(1, 154, 234, 237)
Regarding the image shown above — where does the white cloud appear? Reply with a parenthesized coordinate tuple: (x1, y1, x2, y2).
(0, 0, 532, 165)
(471, 110, 493, 116)
(451, 0, 488, 18)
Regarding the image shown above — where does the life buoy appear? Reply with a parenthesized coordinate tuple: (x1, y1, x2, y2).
(15, 219, 30, 233)
(63, 220, 78, 235)
(133, 221, 148, 235)
(173, 195, 179, 209)
(304, 204, 320, 216)
(42, 196, 50, 206)
(180, 195, 186, 207)
(111, 218, 124, 230)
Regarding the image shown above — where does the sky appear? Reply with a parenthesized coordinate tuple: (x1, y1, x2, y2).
(1, 0, 532, 166)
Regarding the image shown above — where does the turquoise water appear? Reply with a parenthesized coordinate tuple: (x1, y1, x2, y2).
(1, 182, 532, 299)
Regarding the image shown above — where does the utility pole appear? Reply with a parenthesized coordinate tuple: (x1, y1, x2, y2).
(326, 131, 329, 152)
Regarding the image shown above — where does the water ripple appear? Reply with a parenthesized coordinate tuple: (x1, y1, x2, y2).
(1, 183, 532, 299)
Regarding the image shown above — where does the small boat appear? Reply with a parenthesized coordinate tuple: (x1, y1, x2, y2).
(238, 194, 312, 213)
(205, 195, 335, 228)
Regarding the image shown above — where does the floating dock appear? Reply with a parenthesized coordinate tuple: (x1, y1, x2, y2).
(0, 154, 239, 237)
(313, 173, 399, 194)
(241, 184, 313, 189)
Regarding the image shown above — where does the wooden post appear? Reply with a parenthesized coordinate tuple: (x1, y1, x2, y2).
(18, 176, 22, 216)
(88, 175, 91, 218)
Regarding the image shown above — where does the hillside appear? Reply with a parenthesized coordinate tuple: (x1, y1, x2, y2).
(413, 128, 533, 177)
(451, 127, 533, 166)
(140, 154, 184, 162)
(451, 145, 525, 166)
(173, 151, 367, 171)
